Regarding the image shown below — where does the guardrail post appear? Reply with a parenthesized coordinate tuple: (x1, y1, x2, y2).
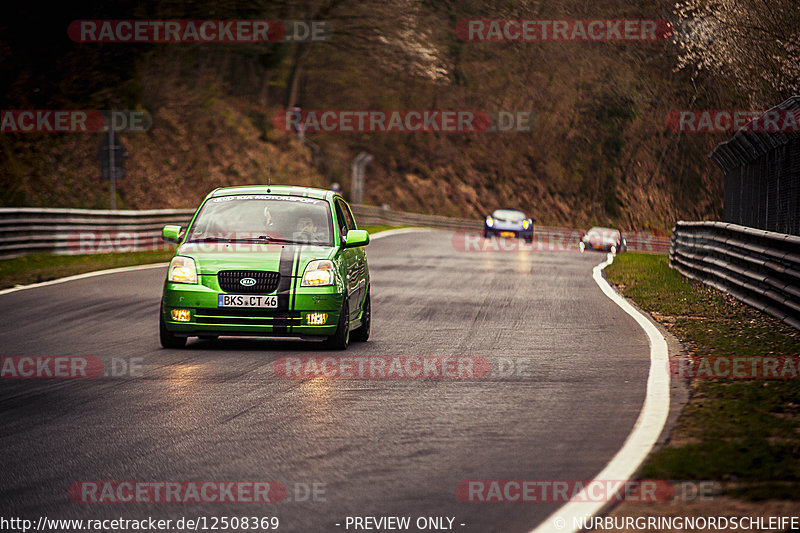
(350, 152, 373, 205)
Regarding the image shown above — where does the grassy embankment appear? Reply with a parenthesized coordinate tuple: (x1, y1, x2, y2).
(605, 253, 800, 500)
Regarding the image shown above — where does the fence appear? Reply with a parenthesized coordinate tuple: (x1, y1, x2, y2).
(710, 96, 800, 235)
(0, 204, 670, 259)
(670, 220, 800, 329)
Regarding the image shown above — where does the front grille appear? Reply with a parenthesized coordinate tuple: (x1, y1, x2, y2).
(218, 270, 280, 294)
(197, 309, 301, 318)
(194, 309, 302, 326)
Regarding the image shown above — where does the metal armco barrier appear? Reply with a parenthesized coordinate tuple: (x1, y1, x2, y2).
(670, 220, 800, 329)
(0, 207, 195, 258)
(349, 204, 482, 231)
(0, 204, 670, 259)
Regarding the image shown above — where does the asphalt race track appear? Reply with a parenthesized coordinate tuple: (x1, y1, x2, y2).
(0, 230, 655, 532)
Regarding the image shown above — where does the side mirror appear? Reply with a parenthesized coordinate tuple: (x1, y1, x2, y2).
(162, 225, 182, 243)
(343, 229, 369, 248)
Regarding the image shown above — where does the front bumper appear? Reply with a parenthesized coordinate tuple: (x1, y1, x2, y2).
(581, 241, 623, 252)
(484, 226, 533, 240)
(162, 278, 343, 337)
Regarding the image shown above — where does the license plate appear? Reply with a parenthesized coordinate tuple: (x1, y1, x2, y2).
(218, 294, 278, 308)
(500, 231, 515, 238)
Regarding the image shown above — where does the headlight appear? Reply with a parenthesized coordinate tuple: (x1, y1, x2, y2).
(522, 219, 530, 229)
(168, 256, 197, 284)
(486, 216, 494, 227)
(301, 259, 335, 287)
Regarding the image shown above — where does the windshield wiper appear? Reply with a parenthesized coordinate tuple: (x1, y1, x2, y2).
(189, 236, 230, 243)
(227, 235, 301, 244)
(192, 235, 318, 245)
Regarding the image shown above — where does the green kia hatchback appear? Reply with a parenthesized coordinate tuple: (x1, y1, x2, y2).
(159, 185, 370, 349)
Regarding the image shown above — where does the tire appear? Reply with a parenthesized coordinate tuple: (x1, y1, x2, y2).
(351, 289, 370, 342)
(483, 230, 490, 239)
(159, 307, 187, 349)
(323, 299, 350, 350)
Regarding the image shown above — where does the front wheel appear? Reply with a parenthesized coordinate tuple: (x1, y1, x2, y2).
(351, 290, 370, 342)
(159, 307, 186, 349)
(323, 300, 350, 350)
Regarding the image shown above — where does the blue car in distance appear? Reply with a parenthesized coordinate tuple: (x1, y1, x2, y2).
(483, 209, 534, 243)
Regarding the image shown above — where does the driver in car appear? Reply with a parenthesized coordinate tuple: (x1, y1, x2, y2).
(295, 216, 318, 239)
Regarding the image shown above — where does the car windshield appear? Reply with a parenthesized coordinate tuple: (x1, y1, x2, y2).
(492, 209, 526, 222)
(187, 195, 334, 246)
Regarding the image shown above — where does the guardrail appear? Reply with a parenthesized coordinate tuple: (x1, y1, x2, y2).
(670, 220, 800, 329)
(0, 205, 670, 259)
(0, 207, 195, 258)
(349, 204, 482, 231)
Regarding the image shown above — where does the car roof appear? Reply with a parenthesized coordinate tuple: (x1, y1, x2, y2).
(208, 185, 333, 201)
(492, 208, 527, 215)
(588, 226, 619, 233)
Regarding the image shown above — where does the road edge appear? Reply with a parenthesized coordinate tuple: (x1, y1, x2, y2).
(0, 263, 171, 297)
(369, 227, 432, 240)
(529, 252, 672, 533)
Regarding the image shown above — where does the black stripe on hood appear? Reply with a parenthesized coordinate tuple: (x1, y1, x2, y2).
(274, 245, 297, 333)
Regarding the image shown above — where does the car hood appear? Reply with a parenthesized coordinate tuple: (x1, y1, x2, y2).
(176, 242, 336, 275)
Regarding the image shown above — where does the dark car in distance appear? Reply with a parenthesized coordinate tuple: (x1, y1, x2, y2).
(483, 209, 534, 242)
